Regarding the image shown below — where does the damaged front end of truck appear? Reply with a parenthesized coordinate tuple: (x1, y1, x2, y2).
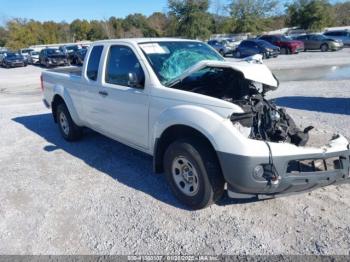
(169, 56, 350, 198)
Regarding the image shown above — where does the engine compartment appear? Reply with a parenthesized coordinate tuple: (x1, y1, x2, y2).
(172, 66, 313, 146)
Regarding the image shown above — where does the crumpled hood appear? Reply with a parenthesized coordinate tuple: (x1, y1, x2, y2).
(170, 58, 279, 88)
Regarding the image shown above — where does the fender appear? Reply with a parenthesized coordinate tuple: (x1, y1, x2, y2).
(53, 84, 83, 126)
(152, 104, 270, 157)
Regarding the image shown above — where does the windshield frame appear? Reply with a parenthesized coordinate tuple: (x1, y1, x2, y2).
(139, 41, 224, 87)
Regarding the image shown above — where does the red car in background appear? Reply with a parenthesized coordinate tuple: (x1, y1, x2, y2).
(259, 34, 304, 54)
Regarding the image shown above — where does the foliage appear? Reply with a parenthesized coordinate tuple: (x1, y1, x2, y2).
(286, 0, 335, 31)
(333, 1, 350, 27)
(229, 0, 278, 33)
(168, 0, 212, 39)
(0, 0, 348, 50)
(0, 26, 8, 46)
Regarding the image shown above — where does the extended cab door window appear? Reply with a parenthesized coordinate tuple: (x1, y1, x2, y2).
(105, 45, 145, 88)
(86, 45, 103, 81)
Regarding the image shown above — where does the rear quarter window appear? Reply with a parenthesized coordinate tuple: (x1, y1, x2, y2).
(86, 46, 103, 81)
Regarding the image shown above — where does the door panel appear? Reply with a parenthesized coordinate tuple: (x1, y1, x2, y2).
(97, 45, 149, 149)
(96, 85, 149, 148)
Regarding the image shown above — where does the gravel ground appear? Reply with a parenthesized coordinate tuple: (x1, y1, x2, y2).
(0, 49, 350, 255)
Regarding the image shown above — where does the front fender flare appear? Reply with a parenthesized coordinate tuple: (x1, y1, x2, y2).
(152, 104, 270, 157)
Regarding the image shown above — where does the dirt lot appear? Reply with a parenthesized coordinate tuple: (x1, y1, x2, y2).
(1, 49, 350, 255)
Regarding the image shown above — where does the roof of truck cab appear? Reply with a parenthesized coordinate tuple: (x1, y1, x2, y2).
(92, 38, 201, 45)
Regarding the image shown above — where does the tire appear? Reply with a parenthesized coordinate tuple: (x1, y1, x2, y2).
(321, 44, 329, 52)
(56, 103, 83, 141)
(219, 50, 225, 56)
(163, 138, 225, 210)
(236, 51, 241, 58)
(281, 47, 290, 55)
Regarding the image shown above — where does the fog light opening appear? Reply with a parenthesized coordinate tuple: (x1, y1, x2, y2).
(253, 165, 264, 179)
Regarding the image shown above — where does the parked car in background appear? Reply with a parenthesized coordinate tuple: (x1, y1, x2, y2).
(323, 30, 350, 46)
(39, 48, 68, 68)
(59, 44, 82, 64)
(2, 52, 27, 68)
(72, 48, 87, 65)
(221, 38, 241, 50)
(18, 48, 34, 62)
(259, 34, 304, 54)
(207, 39, 235, 56)
(28, 50, 40, 64)
(0, 51, 8, 65)
(235, 39, 280, 59)
(295, 34, 344, 52)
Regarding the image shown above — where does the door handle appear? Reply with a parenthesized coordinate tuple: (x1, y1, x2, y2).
(98, 90, 108, 97)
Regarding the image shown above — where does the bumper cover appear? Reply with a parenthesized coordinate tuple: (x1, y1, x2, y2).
(218, 135, 350, 197)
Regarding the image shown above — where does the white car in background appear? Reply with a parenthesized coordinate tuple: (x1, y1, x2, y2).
(18, 48, 34, 62)
(0, 51, 8, 65)
(28, 50, 40, 65)
(324, 30, 350, 46)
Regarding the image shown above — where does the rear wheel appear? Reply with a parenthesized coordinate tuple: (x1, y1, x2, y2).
(235, 50, 241, 58)
(321, 44, 329, 52)
(56, 103, 83, 141)
(164, 138, 225, 210)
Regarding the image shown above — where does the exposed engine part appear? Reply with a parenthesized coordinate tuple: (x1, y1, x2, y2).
(171, 66, 313, 146)
(231, 94, 313, 146)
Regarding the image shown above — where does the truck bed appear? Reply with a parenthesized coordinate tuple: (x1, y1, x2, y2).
(48, 66, 82, 77)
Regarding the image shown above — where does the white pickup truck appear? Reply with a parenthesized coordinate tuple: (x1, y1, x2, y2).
(42, 38, 350, 209)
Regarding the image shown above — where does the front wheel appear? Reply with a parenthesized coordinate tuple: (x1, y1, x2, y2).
(163, 138, 225, 210)
(56, 103, 83, 141)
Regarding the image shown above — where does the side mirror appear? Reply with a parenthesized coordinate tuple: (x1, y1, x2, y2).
(128, 72, 143, 88)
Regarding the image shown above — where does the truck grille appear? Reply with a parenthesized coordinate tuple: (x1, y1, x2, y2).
(287, 157, 343, 174)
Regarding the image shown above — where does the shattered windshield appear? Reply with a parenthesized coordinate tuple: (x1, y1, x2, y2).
(139, 41, 224, 86)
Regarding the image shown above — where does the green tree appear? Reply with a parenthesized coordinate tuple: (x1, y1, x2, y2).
(286, 0, 335, 31)
(168, 0, 212, 39)
(122, 13, 159, 37)
(333, 1, 350, 26)
(229, 0, 278, 33)
(148, 12, 168, 36)
(70, 19, 91, 41)
(88, 20, 107, 40)
(6, 19, 38, 50)
(108, 17, 125, 38)
(0, 26, 8, 47)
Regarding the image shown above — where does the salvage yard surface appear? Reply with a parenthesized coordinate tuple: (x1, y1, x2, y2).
(1, 49, 350, 255)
